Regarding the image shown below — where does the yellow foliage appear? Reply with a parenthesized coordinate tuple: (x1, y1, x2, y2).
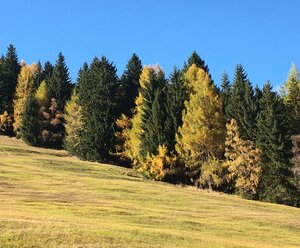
(115, 114, 132, 160)
(123, 65, 165, 167)
(198, 157, 224, 189)
(35, 81, 48, 107)
(224, 119, 261, 195)
(64, 90, 83, 152)
(139, 145, 176, 180)
(176, 64, 226, 170)
(13, 63, 38, 135)
(0, 111, 14, 135)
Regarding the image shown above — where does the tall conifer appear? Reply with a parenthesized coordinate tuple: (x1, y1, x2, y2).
(78, 56, 118, 162)
(117, 53, 142, 117)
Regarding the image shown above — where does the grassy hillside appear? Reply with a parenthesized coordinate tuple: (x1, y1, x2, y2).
(0, 136, 300, 248)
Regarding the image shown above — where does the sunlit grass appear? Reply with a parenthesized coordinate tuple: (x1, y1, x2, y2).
(0, 135, 299, 247)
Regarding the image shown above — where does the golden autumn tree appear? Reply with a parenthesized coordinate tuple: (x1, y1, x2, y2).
(13, 63, 38, 135)
(224, 119, 261, 197)
(139, 145, 176, 180)
(64, 89, 83, 155)
(35, 80, 48, 107)
(176, 64, 226, 183)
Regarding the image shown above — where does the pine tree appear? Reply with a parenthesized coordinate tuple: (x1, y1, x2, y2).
(47, 52, 72, 109)
(256, 82, 299, 206)
(117, 53, 142, 118)
(20, 94, 39, 146)
(13, 63, 38, 135)
(0, 44, 20, 114)
(165, 67, 187, 152)
(43, 61, 54, 80)
(78, 56, 118, 162)
(220, 72, 232, 121)
(140, 66, 167, 158)
(183, 51, 210, 75)
(176, 64, 226, 182)
(230, 64, 256, 141)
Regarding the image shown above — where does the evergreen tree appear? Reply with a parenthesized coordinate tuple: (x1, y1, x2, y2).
(117, 53, 142, 117)
(220, 72, 232, 121)
(20, 94, 39, 146)
(256, 82, 299, 206)
(140, 66, 167, 158)
(230, 64, 256, 141)
(47, 52, 72, 109)
(176, 64, 226, 183)
(165, 67, 187, 153)
(13, 63, 38, 135)
(43, 61, 54, 80)
(78, 56, 118, 162)
(141, 67, 166, 158)
(183, 51, 210, 75)
(0, 44, 20, 114)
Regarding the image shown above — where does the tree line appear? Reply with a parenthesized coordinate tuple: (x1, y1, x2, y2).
(0, 44, 299, 207)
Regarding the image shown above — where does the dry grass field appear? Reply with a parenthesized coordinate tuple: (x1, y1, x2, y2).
(0, 136, 300, 247)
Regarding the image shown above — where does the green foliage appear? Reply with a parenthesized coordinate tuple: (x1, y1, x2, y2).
(183, 51, 210, 75)
(230, 64, 257, 141)
(140, 66, 167, 158)
(47, 52, 72, 110)
(78, 56, 118, 162)
(0, 44, 20, 114)
(117, 53, 142, 118)
(220, 72, 232, 121)
(256, 82, 299, 206)
(165, 67, 187, 153)
(20, 94, 39, 145)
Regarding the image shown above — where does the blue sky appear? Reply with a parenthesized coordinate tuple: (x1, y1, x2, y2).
(1, 0, 299, 89)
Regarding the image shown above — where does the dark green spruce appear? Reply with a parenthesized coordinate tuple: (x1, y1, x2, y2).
(230, 64, 257, 141)
(0, 44, 20, 114)
(165, 67, 187, 153)
(20, 94, 40, 146)
(47, 52, 73, 109)
(140, 68, 167, 158)
(117, 53, 142, 118)
(78, 56, 119, 162)
(256, 82, 299, 206)
(220, 72, 232, 121)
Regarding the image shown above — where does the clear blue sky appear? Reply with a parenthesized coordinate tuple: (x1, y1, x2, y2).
(1, 0, 299, 89)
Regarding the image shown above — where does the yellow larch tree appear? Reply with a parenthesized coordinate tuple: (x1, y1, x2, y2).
(13, 63, 38, 135)
(224, 119, 261, 197)
(176, 64, 226, 182)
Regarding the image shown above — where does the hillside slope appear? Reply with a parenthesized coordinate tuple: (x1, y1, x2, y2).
(0, 136, 299, 248)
